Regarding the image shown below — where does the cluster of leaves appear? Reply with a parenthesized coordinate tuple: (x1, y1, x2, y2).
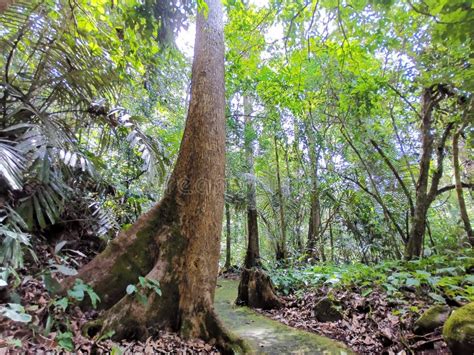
(0, 0, 190, 273)
(270, 249, 474, 303)
(221, 0, 473, 265)
(0, 277, 100, 351)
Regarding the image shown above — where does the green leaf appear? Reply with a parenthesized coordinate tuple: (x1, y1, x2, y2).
(67, 279, 100, 308)
(54, 241, 68, 254)
(86, 288, 101, 309)
(428, 292, 446, 304)
(464, 275, 474, 285)
(43, 273, 62, 294)
(6, 338, 22, 348)
(33, 194, 47, 229)
(406, 278, 420, 287)
(68, 280, 86, 301)
(54, 297, 69, 311)
(111, 345, 123, 355)
(126, 284, 137, 294)
(0, 303, 32, 323)
(56, 331, 74, 351)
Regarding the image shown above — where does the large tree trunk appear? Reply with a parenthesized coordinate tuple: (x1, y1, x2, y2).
(243, 95, 260, 268)
(236, 268, 283, 309)
(61, 1, 246, 351)
(453, 121, 474, 246)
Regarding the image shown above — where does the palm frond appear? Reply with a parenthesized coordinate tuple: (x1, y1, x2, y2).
(0, 139, 24, 190)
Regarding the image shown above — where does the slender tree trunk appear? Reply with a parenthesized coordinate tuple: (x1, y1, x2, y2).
(427, 220, 436, 250)
(294, 206, 303, 252)
(60, 2, 246, 351)
(303, 118, 322, 259)
(237, 101, 282, 310)
(243, 95, 260, 268)
(307, 193, 323, 259)
(405, 86, 453, 259)
(405, 89, 435, 258)
(274, 135, 287, 261)
(329, 222, 334, 262)
(342, 128, 407, 244)
(453, 122, 474, 245)
(224, 202, 232, 269)
(306, 141, 322, 260)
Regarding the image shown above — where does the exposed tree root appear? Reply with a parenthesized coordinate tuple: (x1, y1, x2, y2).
(89, 297, 249, 354)
(201, 310, 252, 354)
(236, 267, 283, 309)
(59, 197, 177, 309)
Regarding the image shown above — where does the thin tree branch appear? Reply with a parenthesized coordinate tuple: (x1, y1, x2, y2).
(370, 138, 414, 217)
(436, 183, 474, 196)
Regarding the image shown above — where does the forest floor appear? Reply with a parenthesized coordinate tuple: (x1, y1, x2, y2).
(257, 285, 450, 354)
(259, 253, 474, 355)
(0, 240, 219, 354)
(2, 238, 471, 354)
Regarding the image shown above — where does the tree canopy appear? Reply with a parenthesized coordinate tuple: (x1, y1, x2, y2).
(0, 0, 473, 353)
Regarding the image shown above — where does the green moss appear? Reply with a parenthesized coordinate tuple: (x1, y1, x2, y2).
(215, 279, 352, 354)
(414, 305, 450, 335)
(442, 302, 474, 355)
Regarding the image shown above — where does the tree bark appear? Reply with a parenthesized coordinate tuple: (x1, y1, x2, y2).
(0, 0, 15, 13)
(236, 268, 283, 310)
(329, 222, 335, 262)
(306, 130, 323, 261)
(274, 135, 287, 261)
(224, 202, 232, 269)
(237, 99, 282, 310)
(243, 95, 260, 268)
(453, 121, 474, 245)
(405, 86, 453, 259)
(60, 1, 246, 351)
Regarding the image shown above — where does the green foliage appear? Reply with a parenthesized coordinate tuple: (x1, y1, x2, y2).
(56, 331, 74, 351)
(0, 0, 190, 271)
(0, 303, 32, 323)
(126, 276, 162, 305)
(270, 250, 474, 302)
(67, 279, 101, 309)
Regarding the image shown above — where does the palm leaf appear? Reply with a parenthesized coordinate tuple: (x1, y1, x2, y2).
(0, 139, 24, 190)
